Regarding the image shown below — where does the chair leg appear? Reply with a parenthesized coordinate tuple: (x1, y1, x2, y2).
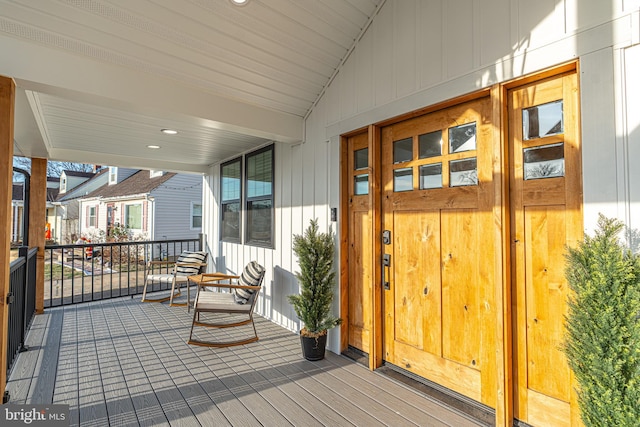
(189, 307, 198, 343)
(169, 277, 187, 306)
(250, 316, 258, 342)
(142, 277, 178, 303)
(141, 277, 174, 303)
(141, 277, 149, 301)
(187, 312, 259, 347)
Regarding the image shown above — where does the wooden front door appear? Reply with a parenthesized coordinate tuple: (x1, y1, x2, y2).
(509, 72, 582, 426)
(346, 132, 373, 354)
(380, 96, 498, 406)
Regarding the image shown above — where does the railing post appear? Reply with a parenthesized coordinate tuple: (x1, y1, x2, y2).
(199, 233, 204, 251)
(29, 158, 47, 314)
(1, 74, 17, 405)
(18, 247, 29, 354)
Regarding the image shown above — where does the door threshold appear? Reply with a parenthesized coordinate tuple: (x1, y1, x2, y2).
(378, 363, 494, 426)
(342, 346, 369, 367)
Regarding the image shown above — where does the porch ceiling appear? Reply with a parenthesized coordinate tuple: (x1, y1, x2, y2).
(2, 0, 384, 174)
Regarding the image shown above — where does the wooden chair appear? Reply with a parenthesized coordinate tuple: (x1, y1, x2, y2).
(188, 261, 265, 347)
(141, 250, 208, 305)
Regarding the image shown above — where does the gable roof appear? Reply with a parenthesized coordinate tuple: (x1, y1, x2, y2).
(56, 168, 109, 202)
(62, 170, 95, 178)
(85, 171, 177, 199)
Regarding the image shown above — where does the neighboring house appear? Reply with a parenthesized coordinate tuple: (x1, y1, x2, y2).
(11, 177, 59, 245)
(77, 167, 202, 243)
(51, 169, 106, 244)
(58, 170, 94, 194)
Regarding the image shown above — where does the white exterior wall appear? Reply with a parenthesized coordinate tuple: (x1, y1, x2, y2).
(620, 42, 640, 249)
(78, 198, 101, 241)
(205, 0, 640, 353)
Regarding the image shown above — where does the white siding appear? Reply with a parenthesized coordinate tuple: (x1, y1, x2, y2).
(580, 48, 620, 231)
(78, 199, 101, 240)
(151, 174, 203, 241)
(205, 0, 640, 353)
(622, 42, 640, 243)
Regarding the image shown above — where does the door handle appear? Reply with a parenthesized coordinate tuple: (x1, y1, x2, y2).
(382, 254, 391, 290)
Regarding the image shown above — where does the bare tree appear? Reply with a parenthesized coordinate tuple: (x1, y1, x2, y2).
(13, 156, 95, 179)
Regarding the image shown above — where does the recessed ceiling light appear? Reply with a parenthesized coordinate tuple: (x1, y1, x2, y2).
(230, 0, 249, 6)
(147, 145, 161, 149)
(161, 128, 178, 135)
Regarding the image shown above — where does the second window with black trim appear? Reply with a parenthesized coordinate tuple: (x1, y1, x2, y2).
(220, 144, 274, 248)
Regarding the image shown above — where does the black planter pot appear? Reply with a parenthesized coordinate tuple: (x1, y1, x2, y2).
(300, 331, 327, 361)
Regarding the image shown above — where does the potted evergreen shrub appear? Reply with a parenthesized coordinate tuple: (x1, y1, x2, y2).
(563, 214, 640, 426)
(288, 219, 342, 361)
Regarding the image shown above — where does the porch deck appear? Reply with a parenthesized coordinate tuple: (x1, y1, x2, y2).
(7, 295, 484, 426)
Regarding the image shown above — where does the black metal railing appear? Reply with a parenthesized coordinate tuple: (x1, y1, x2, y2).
(7, 247, 38, 378)
(44, 238, 201, 308)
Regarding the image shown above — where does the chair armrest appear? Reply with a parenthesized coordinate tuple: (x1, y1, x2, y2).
(190, 273, 236, 286)
(198, 282, 261, 291)
(200, 273, 240, 279)
(193, 273, 250, 289)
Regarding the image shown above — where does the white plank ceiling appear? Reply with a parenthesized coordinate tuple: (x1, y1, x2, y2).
(1, 0, 383, 173)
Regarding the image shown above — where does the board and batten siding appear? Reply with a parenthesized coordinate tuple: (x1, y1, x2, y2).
(150, 173, 203, 241)
(204, 0, 640, 354)
(204, 140, 334, 338)
(621, 42, 640, 243)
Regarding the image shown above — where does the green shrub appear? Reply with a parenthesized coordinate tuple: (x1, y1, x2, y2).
(563, 214, 640, 426)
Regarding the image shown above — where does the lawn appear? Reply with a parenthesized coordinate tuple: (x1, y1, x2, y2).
(44, 263, 84, 280)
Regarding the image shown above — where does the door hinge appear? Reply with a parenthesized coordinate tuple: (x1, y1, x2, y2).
(6, 292, 14, 305)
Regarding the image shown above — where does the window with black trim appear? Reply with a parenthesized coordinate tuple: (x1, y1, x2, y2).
(245, 145, 274, 247)
(220, 145, 275, 247)
(221, 158, 242, 242)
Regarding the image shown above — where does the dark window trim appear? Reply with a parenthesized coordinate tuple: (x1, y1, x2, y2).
(245, 144, 275, 248)
(220, 157, 242, 244)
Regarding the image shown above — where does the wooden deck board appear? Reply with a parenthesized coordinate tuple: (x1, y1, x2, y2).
(92, 302, 145, 427)
(26, 309, 63, 405)
(6, 312, 50, 404)
(53, 306, 79, 426)
(7, 295, 487, 427)
(116, 300, 201, 426)
(150, 300, 289, 427)
(76, 304, 110, 427)
(321, 354, 480, 426)
(155, 299, 364, 427)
